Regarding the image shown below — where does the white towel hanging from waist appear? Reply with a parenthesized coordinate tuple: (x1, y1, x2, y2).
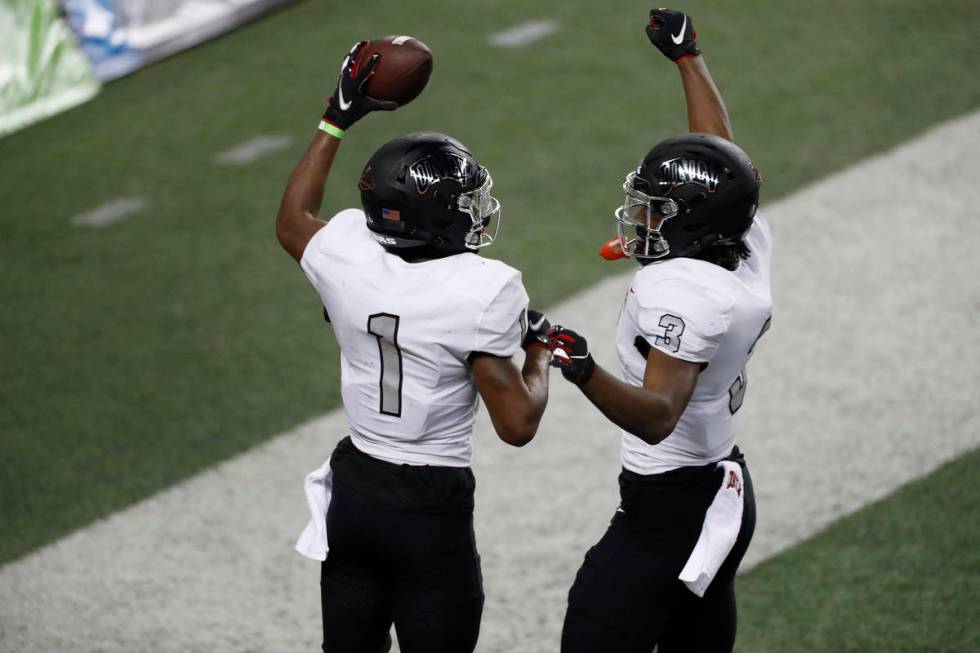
(678, 460, 745, 597)
(295, 455, 333, 561)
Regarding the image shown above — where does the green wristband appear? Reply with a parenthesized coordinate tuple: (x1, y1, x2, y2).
(318, 120, 345, 139)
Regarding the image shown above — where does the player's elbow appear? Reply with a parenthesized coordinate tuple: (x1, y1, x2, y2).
(497, 426, 536, 447)
(275, 209, 297, 247)
(633, 401, 683, 445)
(636, 419, 675, 446)
(275, 211, 305, 261)
(494, 411, 541, 447)
(497, 424, 538, 447)
(275, 220, 289, 250)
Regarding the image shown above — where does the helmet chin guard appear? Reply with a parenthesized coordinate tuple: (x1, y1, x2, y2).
(458, 172, 501, 249)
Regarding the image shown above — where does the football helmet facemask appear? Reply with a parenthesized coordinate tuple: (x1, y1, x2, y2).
(614, 133, 761, 262)
(360, 132, 500, 256)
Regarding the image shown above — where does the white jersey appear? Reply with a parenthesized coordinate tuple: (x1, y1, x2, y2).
(617, 214, 773, 474)
(300, 209, 528, 468)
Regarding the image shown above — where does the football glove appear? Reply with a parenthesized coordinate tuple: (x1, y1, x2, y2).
(547, 325, 596, 386)
(522, 309, 551, 351)
(646, 8, 701, 62)
(322, 41, 397, 131)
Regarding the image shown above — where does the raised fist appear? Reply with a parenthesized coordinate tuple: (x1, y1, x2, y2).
(646, 8, 701, 62)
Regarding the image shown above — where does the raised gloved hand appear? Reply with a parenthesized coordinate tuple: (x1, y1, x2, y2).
(322, 41, 397, 133)
(645, 8, 700, 62)
(546, 325, 596, 386)
(522, 310, 552, 351)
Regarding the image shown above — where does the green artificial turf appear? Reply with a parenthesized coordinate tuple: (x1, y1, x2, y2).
(737, 447, 980, 652)
(1, 0, 979, 564)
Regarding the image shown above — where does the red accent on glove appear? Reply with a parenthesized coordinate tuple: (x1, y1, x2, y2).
(348, 41, 369, 78)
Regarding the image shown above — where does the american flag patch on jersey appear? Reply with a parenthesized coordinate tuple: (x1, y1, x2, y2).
(382, 208, 400, 221)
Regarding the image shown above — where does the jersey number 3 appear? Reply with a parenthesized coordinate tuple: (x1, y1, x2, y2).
(367, 313, 403, 417)
(654, 314, 685, 353)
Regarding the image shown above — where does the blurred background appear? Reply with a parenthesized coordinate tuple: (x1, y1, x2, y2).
(2, 0, 979, 651)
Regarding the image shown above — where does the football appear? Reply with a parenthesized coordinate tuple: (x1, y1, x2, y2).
(362, 35, 433, 106)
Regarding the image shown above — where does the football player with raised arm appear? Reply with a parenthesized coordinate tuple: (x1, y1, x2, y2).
(276, 42, 552, 653)
(549, 10, 772, 653)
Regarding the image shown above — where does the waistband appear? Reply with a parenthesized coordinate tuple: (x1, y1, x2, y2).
(330, 436, 475, 512)
(619, 446, 746, 488)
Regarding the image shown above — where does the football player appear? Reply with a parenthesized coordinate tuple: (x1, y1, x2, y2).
(549, 10, 772, 653)
(276, 42, 552, 653)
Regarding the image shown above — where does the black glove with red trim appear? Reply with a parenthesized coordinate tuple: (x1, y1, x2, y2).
(646, 8, 700, 62)
(547, 325, 596, 386)
(522, 309, 551, 351)
(322, 41, 397, 131)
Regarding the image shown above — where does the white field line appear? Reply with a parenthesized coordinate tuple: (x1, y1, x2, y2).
(70, 197, 147, 227)
(214, 134, 293, 165)
(488, 20, 560, 47)
(2, 110, 980, 652)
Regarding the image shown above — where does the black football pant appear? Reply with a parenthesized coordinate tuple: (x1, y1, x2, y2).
(561, 449, 756, 653)
(320, 477, 484, 652)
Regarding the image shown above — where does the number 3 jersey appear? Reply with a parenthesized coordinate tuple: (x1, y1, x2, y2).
(617, 214, 773, 475)
(300, 209, 528, 468)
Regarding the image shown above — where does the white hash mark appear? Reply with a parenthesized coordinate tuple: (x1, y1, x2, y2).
(215, 135, 293, 165)
(70, 197, 147, 228)
(488, 20, 561, 48)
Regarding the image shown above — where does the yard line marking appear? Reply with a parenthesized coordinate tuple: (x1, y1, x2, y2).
(70, 197, 147, 228)
(3, 109, 980, 652)
(214, 134, 293, 165)
(488, 19, 560, 48)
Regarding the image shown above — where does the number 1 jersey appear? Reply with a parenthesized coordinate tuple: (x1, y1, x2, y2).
(616, 214, 773, 475)
(300, 209, 528, 467)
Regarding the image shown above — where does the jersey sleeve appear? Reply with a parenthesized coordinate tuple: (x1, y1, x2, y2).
(472, 271, 529, 358)
(634, 279, 733, 363)
(299, 209, 363, 294)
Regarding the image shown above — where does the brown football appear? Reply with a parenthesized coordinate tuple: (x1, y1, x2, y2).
(362, 35, 433, 106)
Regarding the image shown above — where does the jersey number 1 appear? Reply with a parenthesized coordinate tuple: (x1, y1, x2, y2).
(367, 313, 403, 417)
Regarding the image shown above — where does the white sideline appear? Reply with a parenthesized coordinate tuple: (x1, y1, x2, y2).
(488, 20, 561, 48)
(2, 110, 980, 652)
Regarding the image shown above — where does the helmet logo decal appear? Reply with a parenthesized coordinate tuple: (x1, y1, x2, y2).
(408, 153, 474, 195)
(381, 208, 400, 221)
(658, 157, 721, 192)
(358, 165, 374, 191)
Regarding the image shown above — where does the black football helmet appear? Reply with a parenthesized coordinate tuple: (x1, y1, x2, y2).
(615, 133, 761, 261)
(359, 132, 500, 256)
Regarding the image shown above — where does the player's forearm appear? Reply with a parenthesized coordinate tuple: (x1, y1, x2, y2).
(275, 131, 339, 260)
(579, 363, 676, 445)
(277, 131, 339, 227)
(473, 350, 549, 448)
(677, 56, 733, 141)
(520, 346, 551, 423)
(495, 349, 550, 447)
(497, 350, 551, 447)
